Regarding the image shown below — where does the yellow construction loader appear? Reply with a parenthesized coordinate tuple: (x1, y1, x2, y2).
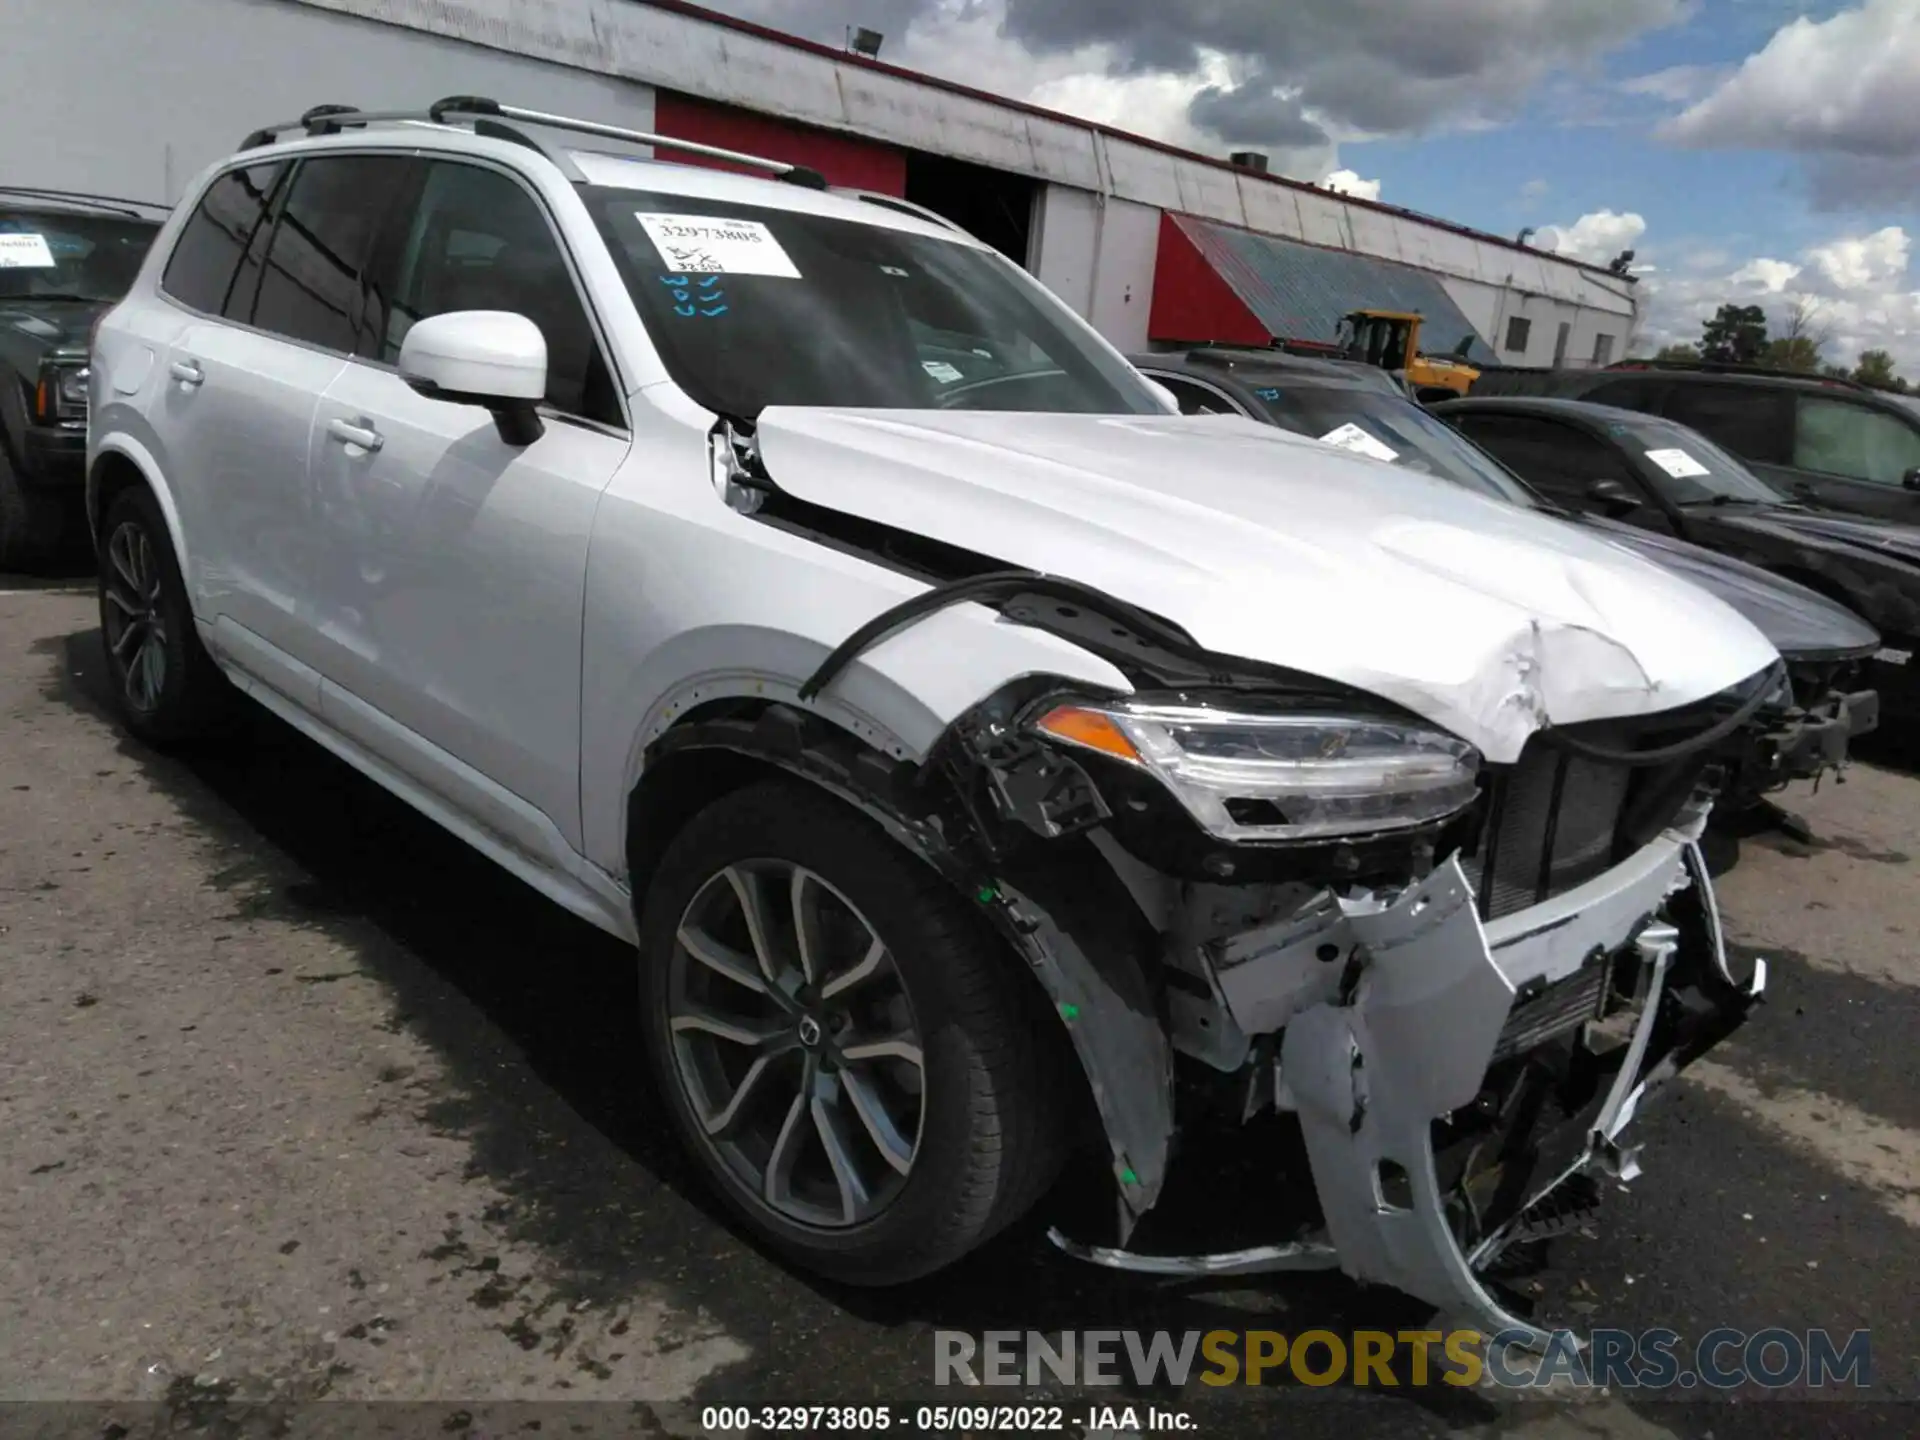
(1333, 309, 1481, 399)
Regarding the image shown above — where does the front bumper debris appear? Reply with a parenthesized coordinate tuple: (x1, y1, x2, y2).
(1048, 832, 1763, 1345)
(1759, 687, 1878, 784)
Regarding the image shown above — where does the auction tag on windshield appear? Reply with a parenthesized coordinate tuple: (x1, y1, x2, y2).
(1318, 421, 1400, 463)
(0, 233, 56, 269)
(636, 214, 800, 277)
(1645, 447, 1710, 479)
(921, 360, 964, 384)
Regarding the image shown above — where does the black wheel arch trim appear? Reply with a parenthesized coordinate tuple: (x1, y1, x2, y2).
(629, 704, 1177, 1233)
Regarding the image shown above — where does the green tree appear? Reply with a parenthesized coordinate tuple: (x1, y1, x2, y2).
(1854, 349, 1902, 389)
(1654, 343, 1701, 363)
(1700, 304, 1768, 364)
(1764, 335, 1822, 372)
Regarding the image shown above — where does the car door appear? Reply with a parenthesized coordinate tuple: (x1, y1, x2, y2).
(150, 158, 344, 698)
(1443, 411, 1670, 530)
(307, 156, 630, 856)
(1779, 392, 1920, 522)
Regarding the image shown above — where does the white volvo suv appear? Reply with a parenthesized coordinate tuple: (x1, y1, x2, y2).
(90, 99, 1778, 1341)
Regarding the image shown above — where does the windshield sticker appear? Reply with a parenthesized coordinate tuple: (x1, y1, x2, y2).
(921, 360, 965, 384)
(637, 214, 800, 278)
(1645, 446, 1710, 479)
(1318, 421, 1401, 464)
(0, 233, 56, 269)
(1877, 647, 1913, 667)
(659, 274, 729, 317)
(1254, 386, 1283, 401)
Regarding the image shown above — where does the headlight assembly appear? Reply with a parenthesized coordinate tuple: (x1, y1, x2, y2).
(1033, 698, 1481, 843)
(56, 364, 90, 412)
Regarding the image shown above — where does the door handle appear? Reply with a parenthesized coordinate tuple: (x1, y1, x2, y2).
(326, 417, 384, 453)
(169, 359, 204, 387)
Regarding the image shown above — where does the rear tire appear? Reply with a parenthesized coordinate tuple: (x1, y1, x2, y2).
(639, 777, 1067, 1284)
(96, 485, 233, 746)
(0, 447, 67, 573)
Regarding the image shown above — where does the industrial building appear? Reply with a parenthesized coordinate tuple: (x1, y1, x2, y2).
(12, 0, 1639, 364)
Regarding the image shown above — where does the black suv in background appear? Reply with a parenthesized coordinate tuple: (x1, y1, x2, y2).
(0, 188, 165, 569)
(1432, 393, 1920, 727)
(1470, 359, 1920, 524)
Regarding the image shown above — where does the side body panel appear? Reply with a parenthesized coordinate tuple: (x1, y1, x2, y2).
(575, 385, 1137, 875)
(308, 363, 629, 853)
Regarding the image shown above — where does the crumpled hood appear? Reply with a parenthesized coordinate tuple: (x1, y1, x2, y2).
(1577, 515, 1880, 660)
(753, 408, 1781, 762)
(1716, 505, 1920, 569)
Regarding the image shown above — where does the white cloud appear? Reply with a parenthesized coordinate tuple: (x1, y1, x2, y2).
(1535, 209, 1648, 264)
(1729, 257, 1802, 292)
(1320, 168, 1383, 200)
(1637, 224, 1920, 373)
(1662, 0, 1920, 157)
(1520, 177, 1550, 200)
(1805, 226, 1911, 291)
(1619, 62, 1728, 104)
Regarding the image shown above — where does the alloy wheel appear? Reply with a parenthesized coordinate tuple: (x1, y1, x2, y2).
(101, 520, 168, 715)
(666, 859, 926, 1229)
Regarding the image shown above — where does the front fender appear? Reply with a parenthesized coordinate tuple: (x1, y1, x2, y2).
(638, 710, 1177, 1226)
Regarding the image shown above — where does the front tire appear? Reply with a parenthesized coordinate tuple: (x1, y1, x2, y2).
(0, 446, 67, 573)
(96, 486, 232, 745)
(639, 778, 1067, 1284)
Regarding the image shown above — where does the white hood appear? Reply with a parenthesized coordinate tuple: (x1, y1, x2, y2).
(753, 408, 1781, 763)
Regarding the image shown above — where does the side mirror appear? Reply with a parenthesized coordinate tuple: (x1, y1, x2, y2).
(398, 310, 548, 446)
(1587, 477, 1638, 511)
(1903, 466, 1920, 493)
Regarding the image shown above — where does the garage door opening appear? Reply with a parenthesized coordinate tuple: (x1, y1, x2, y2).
(903, 152, 1036, 266)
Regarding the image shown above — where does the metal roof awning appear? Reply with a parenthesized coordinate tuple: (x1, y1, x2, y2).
(1149, 211, 1499, 364)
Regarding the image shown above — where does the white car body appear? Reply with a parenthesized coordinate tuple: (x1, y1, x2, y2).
(89, 111, 1777, 1341)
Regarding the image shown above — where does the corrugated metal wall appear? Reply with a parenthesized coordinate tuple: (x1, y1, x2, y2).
(1157, 214, 1500, 362)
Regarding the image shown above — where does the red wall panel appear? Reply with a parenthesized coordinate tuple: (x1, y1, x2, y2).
(652, 93, 908, 196)
(1148, 213, 1271, 347)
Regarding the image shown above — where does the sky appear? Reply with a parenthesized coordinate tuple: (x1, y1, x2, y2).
(699, 0, 1920, 371)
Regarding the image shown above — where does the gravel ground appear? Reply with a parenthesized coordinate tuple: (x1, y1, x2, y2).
(2, 577, 1915, 1440)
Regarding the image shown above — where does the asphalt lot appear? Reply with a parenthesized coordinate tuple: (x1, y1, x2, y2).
(2, 573, 1916, 1440)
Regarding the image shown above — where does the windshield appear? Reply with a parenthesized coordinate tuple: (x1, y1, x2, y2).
(584, 188, 1163, 418)
(0, 206, 160, 303)
(1599, 413, 1785, 504)
(1243, 382, 1542, 506)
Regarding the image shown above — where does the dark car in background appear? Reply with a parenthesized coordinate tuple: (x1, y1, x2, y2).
(1469, 359, 1920, 525)
(0, 188, 165, 569)
(1134, 347, 1881, 829)
(1432, 394, 1920, 729)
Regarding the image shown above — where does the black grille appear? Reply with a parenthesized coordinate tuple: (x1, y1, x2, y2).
(1491, 954, 1614, 1061)
(1464, 720, 1711, 921)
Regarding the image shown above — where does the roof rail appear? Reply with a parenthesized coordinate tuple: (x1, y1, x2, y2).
(0, 185, 169, 219)
(239, 96, 830, 189)
(1607, 357, 1869, 391)
(830, 188, 971, 236)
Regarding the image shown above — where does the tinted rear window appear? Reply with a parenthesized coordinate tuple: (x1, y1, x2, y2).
(250, 155, 412, 352)
(160, 163, 284, 315)
(1663, 382, 1791, 463)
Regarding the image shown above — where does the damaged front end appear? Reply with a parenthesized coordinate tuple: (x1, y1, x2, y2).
(712, 417, 1774, 1340)
(970, 682, 1768, 1344)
